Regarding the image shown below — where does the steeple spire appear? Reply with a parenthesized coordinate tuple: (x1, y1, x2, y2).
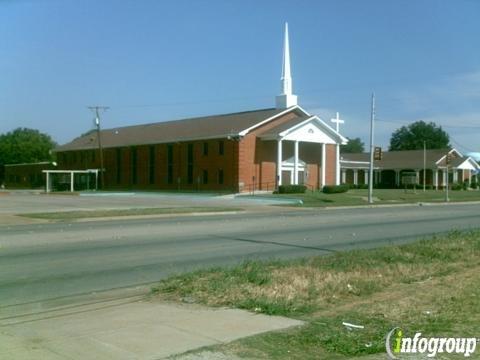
(276, 22, 297, 109)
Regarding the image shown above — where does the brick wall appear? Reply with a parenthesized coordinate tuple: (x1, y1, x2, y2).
(57, 138, 238, 191)
(325, 144, 337, 185)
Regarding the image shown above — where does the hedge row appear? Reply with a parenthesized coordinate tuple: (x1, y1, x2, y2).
(322, 184, 349, 194)
(278, 185, 307, 194)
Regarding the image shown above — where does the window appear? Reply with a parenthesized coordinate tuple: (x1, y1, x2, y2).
(218, 140, 224, 155)
(116, 148, 122, 184)
(203, 142, 208, 156)
(131, 147, 137, 185)
(218, 169, 224, 185)
(167, 144, 174, 184)
(202, 170, 208, 184)
(148, 145, 155, 185)
(187, 143, 194, 184)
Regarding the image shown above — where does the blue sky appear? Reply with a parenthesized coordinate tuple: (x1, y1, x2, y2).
(1, 0, 479, 152)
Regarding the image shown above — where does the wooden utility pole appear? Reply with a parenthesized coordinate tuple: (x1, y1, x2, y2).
(368, 93, 375, 204)
(88, 106, 109, 189)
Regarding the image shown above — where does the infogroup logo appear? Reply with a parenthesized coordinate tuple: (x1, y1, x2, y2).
(385, 328, 478, 358)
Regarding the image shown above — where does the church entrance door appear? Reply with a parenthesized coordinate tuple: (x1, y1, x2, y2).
(281, 170, 292, 185)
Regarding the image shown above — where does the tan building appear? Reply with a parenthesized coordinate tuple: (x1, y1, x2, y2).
(340, 148, 480, 189)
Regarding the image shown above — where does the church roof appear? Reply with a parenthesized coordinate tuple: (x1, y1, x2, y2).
(256, 115, 311, 137)
(341, 148, 480, 169)
(56, 108, 288, 151)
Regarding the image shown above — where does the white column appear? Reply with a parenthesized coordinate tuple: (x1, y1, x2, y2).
(434, 170, 438, 190)
(395, 170, 400, 187)
(341, 169, 346, 184)
(364, 171, 368, 184)
(415, 171, 420, 184)
(453, 169, 458, 183)
(70, 172, 74, 192)
(335, 144, 340, 185)
(293, 141, 299, 185)
(46, 172, 50, 193)
(321, 143, 326, 187)
(277, 140, 283, 186)
(353, 169, 358, 185)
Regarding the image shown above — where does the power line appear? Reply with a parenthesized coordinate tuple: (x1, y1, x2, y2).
(450, 136, 478, 153)
(376, 118, 480, 130)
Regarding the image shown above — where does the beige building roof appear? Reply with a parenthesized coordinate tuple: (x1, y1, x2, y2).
(341, 149, 476, 169)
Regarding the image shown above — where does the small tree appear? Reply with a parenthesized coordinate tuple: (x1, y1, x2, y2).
(389, 121, 450, 151)
(341, 137, 365, 153)
(0, 128, 57, 181)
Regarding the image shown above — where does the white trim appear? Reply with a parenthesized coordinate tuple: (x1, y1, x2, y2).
(272, 115, 348, 144)
(455, 157, 480, 171)
(340, 160, 370, 164)
(336, 144, 340, 185)
(238, 105, 309, 136)
(321, 143, 326, 187)
(294, 141, 299, 184)
(435, 148, 464, 165)
(277, 140, 283, 186)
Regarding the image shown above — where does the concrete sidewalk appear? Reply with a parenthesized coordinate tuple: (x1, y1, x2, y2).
(1, 298, 302, 360)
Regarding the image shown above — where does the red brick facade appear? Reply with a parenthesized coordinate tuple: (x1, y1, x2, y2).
(56, 111, 339, 192)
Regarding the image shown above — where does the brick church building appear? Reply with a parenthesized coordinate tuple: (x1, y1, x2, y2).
(55, 24, 347, 192)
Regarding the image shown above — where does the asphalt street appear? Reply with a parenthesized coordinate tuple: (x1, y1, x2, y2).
(1, 203, 479, 311)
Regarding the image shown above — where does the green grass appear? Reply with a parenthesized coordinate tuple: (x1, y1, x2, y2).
(153, 230, 480, 359)
(18, 207, 243, 221)
(260, 189, 480, 207)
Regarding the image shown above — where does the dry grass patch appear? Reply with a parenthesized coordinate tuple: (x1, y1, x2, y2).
(154, 230, 480, 358)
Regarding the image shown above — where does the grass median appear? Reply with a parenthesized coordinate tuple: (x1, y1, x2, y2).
(18, 207, 243, 221)
(259, 189, 480, 207)
(152, 230, 480, 359)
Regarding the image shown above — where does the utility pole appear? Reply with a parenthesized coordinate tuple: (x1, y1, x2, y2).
(445, 151, 450, 203)
(423, 140, 426, 192)
(368, 93, 375, 204)
(88, 106, 109, 189)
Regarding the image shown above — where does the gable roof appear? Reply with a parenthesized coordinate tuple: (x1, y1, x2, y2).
(55, 108, 298, 152)
(340, 149, 475, 169)
(258, 115, 348, 144)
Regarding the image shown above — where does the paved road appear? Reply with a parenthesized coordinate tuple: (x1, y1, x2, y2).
(1, 203, 479, 310)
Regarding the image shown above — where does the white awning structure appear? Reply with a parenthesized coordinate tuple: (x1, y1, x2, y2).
(42, 169, 100, 193)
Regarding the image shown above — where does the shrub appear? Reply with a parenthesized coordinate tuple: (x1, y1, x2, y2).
(323, 184, 349, 194)
(451, 183, 463, 191)
(344, 183, 368, 190)
(278, 185, 307, 194)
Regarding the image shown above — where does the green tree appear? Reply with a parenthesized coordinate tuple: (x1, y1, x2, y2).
(0, 128, 57, 180)
(341, 137, 365, 153)
(389, 121, 450, 151)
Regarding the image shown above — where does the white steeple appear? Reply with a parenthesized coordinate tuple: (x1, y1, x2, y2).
(276, 22, 298, 109)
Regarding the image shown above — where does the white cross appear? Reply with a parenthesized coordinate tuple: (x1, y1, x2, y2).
(331, 112, 344, 133)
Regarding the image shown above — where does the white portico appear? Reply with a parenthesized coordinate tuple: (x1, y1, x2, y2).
(260, 115, 347, 187)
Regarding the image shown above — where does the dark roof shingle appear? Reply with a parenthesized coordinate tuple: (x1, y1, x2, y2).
(56, 108, 285, 152)
(341, 149, 459, 169)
